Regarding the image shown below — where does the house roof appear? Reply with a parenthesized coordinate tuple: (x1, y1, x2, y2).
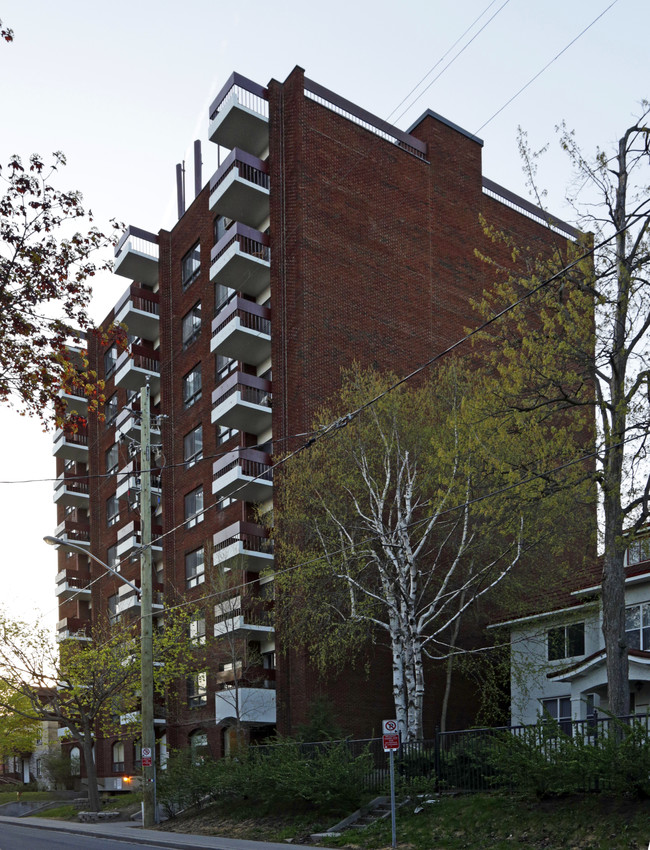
(547, 648, 650, 683)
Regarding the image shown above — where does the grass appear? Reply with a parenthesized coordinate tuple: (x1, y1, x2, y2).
(0, 790, 52, 805)
(33, 804, 78, 819)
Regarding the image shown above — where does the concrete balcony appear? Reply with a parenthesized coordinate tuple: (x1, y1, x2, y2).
(113, 284, 160, 341)
(52, 427, 89, 462)
(55, 570, 92, 601)
(115, 584, 164, 618)
(211, 372, 272, 435)
(53, 472, 89, 508)
(115, 461, 162, 505)
(213, 596, 274, 639)
(56, 617, 91, 642)
(210, 223, 270, 298)
(212, 447, 273, 503)
(114, 406, 161, 442)
(54, 518, 91, 547)
(209, 149, 269, 228)
(56, 388, 89, 418)
(215, 686, 276, 725)
(113, 226, 159, 286)
(119, 710, 167, 727)
(114, 344, 160, 394)
(213, 521, 274, 573)
(209, 72, 269, 158)
(211, 298, 271, 366)
(116, 520, 163, 560)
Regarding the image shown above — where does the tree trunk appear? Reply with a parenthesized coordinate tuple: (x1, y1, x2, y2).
(81, 728, 100, 812)
(602, 487, 629, 716)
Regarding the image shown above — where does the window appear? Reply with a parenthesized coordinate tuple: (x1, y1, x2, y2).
(184, 425, 203, 469)
(187, 672, 207, 709)
(215, 353, 235, 383)
(216, 424, 236, 446)
(104, 346, 118, 379)
(189, 613, 206, 646)
(541, 696, 572, 734)
(215, 282, 235, 315)
(216, 495, 235, 512)
(183, 365, 202, 409)
(625, 537, 650, 566)
(189, 730, 209, 764)
(112, 741, 125, 773)
(108, 593, 119, 624)
(625, 603, 650, 650)
(106, 443, 119, 473)
(185, 547, 205, 588)
(70, 746, 81, 776)
(181, 242, 201, 289)
(107, 544, 120, 572)
(182, 302, 202, 349)
(263, 650, 276, 670)
(105, 394, 118, 426)
(36, 758, 42, 777)
(213, 215, 232, 245)
(106, 495, 120, 528)
(133, 739, 142, 770)
(184, 487, 204, 529)
(547, 623, 585, 661)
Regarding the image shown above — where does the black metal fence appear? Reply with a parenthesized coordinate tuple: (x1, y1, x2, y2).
(278, 712, 650, 795)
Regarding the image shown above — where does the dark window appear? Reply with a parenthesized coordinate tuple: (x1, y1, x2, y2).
(626, 604, 650, 650)
(184, 425, 203, 469)
(216, 424, 236, 446)
(548, 623, 585, 661)
(213, 215, 232, 245)
(187, 672, 207, 708)
(107, 544, 119, 572)
(106, 495, 120, 528)
(181, 242, 201, 290)
(541, 696, 572, 734)
(184, 487, 204, 529)
(185, 547, 205, 588)
(215, 283, 235, 315)
(215, 353, 236, 383)
(182, 302, 202, 349)
(625, 537, 650, 566)
(183, 365, 202, 409)
(189, 613, 206, 645)
(105, 394, 118, 426)
(104, 346, 117, 380)
(108, 593, 119, 624)
(106, 443, 119, 473)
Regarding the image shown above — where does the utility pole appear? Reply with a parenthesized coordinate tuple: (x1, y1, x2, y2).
(140, 378, 156, 827)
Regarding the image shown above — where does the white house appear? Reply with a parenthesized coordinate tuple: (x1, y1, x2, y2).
(492, 542, 650, 728)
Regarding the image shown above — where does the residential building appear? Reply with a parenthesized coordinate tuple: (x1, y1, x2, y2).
(52, 66, 581, 788)
(495, 538, 650, 727)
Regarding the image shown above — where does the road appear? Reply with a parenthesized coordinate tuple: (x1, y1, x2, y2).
(0, 822, 147, 849)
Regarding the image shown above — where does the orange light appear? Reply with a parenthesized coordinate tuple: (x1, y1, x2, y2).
(122, 775, 133, 784)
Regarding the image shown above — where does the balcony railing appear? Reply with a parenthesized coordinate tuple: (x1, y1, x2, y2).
(114, 284, 161, 341)
(210, 223, 270, 297)
(212, 447, 273, 504)
(214, 685, 276, 725)
(211, 371, 272, 435)
(116, 520, 164, 559)
(55, 571, 92, 601)
(113, 226, 160, 286)
(213, 521, 274, 573)
(209, 149, 270, 227)
(56, 388, 89, 417)
(56, 617, 91, 642)
(211, 297, 271, 366)
(53, 472, 89, 507)
(52, 427, 89, 462)
(114, 344, 161, 393)
(54, 518, 90, 546)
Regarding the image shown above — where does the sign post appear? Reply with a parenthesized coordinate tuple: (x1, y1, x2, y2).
(382, 720, 400, 848)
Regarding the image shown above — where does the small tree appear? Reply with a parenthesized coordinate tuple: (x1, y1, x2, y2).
(0, 682, 40, 765)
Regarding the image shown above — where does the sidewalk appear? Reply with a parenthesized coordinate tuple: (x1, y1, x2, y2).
(0, 814, 325, 850)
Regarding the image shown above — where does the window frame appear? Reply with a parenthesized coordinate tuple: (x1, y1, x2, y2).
(625, 603, 650, 650)
(547, 622, 585, 661)
(184, 487, 204, 529)
(185, 547, 205, 588)
(105, 443, 119, 474)
(183, 424, 203, 469)
(182, 302, 202, 350)
(181, 242, 201, 290)
(187, 671, 208, 709)
(541, 696, 572, 734)
(182, 364, 202, 410)
(104, 346, 118, 380)
(106, 494, 120, 528)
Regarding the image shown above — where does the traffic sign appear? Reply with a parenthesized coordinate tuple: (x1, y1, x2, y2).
(382, 733, 400, 752)
(141, 746, 153, 767)
(382, 719, 398, 735)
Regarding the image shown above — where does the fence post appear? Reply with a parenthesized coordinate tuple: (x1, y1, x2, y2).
(434, 725, 440, 792)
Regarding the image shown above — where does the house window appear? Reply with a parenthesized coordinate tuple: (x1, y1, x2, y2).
(185, 548, 205, 588)
(184, 487, 204, 529)
(184, 425, 203, 469)
(189, 613, 206, 646)
(215, 353, 235, 383)
(189, 730, 209, 764)
(106, 443, 119, 474)
(107, 544, 120, 572)
(182, 302, 202, 349)
(105, 394, 118, 426)
(183, 365, 202, 409)
(625, 603, 650, 650)
(181, 242, 201, 290)
(547, 623, 585, 661)
(70, 746, 81, 776)
(112, 741, 125, 773)
(625, 537, 650, 566)
(108, 593, 119, 624)
(214, 282, 235, 315)
(106, 495, 120, 528)
(104, 346, 117, 380)
(541, 696, 572, 734)
(213, 215, 232, 245)
(187, 672, 207, 709)
(216, 424, 236, 446)
(36, 758, 42, 777)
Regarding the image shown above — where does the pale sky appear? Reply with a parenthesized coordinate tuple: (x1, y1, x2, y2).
(0, 0, 647, 627)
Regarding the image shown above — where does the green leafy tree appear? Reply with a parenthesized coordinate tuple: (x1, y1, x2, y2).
(473, 110, 650, 716)
(275, 365, 585, 740)
(0, 682, 39, 762)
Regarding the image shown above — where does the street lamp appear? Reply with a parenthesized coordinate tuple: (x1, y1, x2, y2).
(44, 527, 157, 825)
